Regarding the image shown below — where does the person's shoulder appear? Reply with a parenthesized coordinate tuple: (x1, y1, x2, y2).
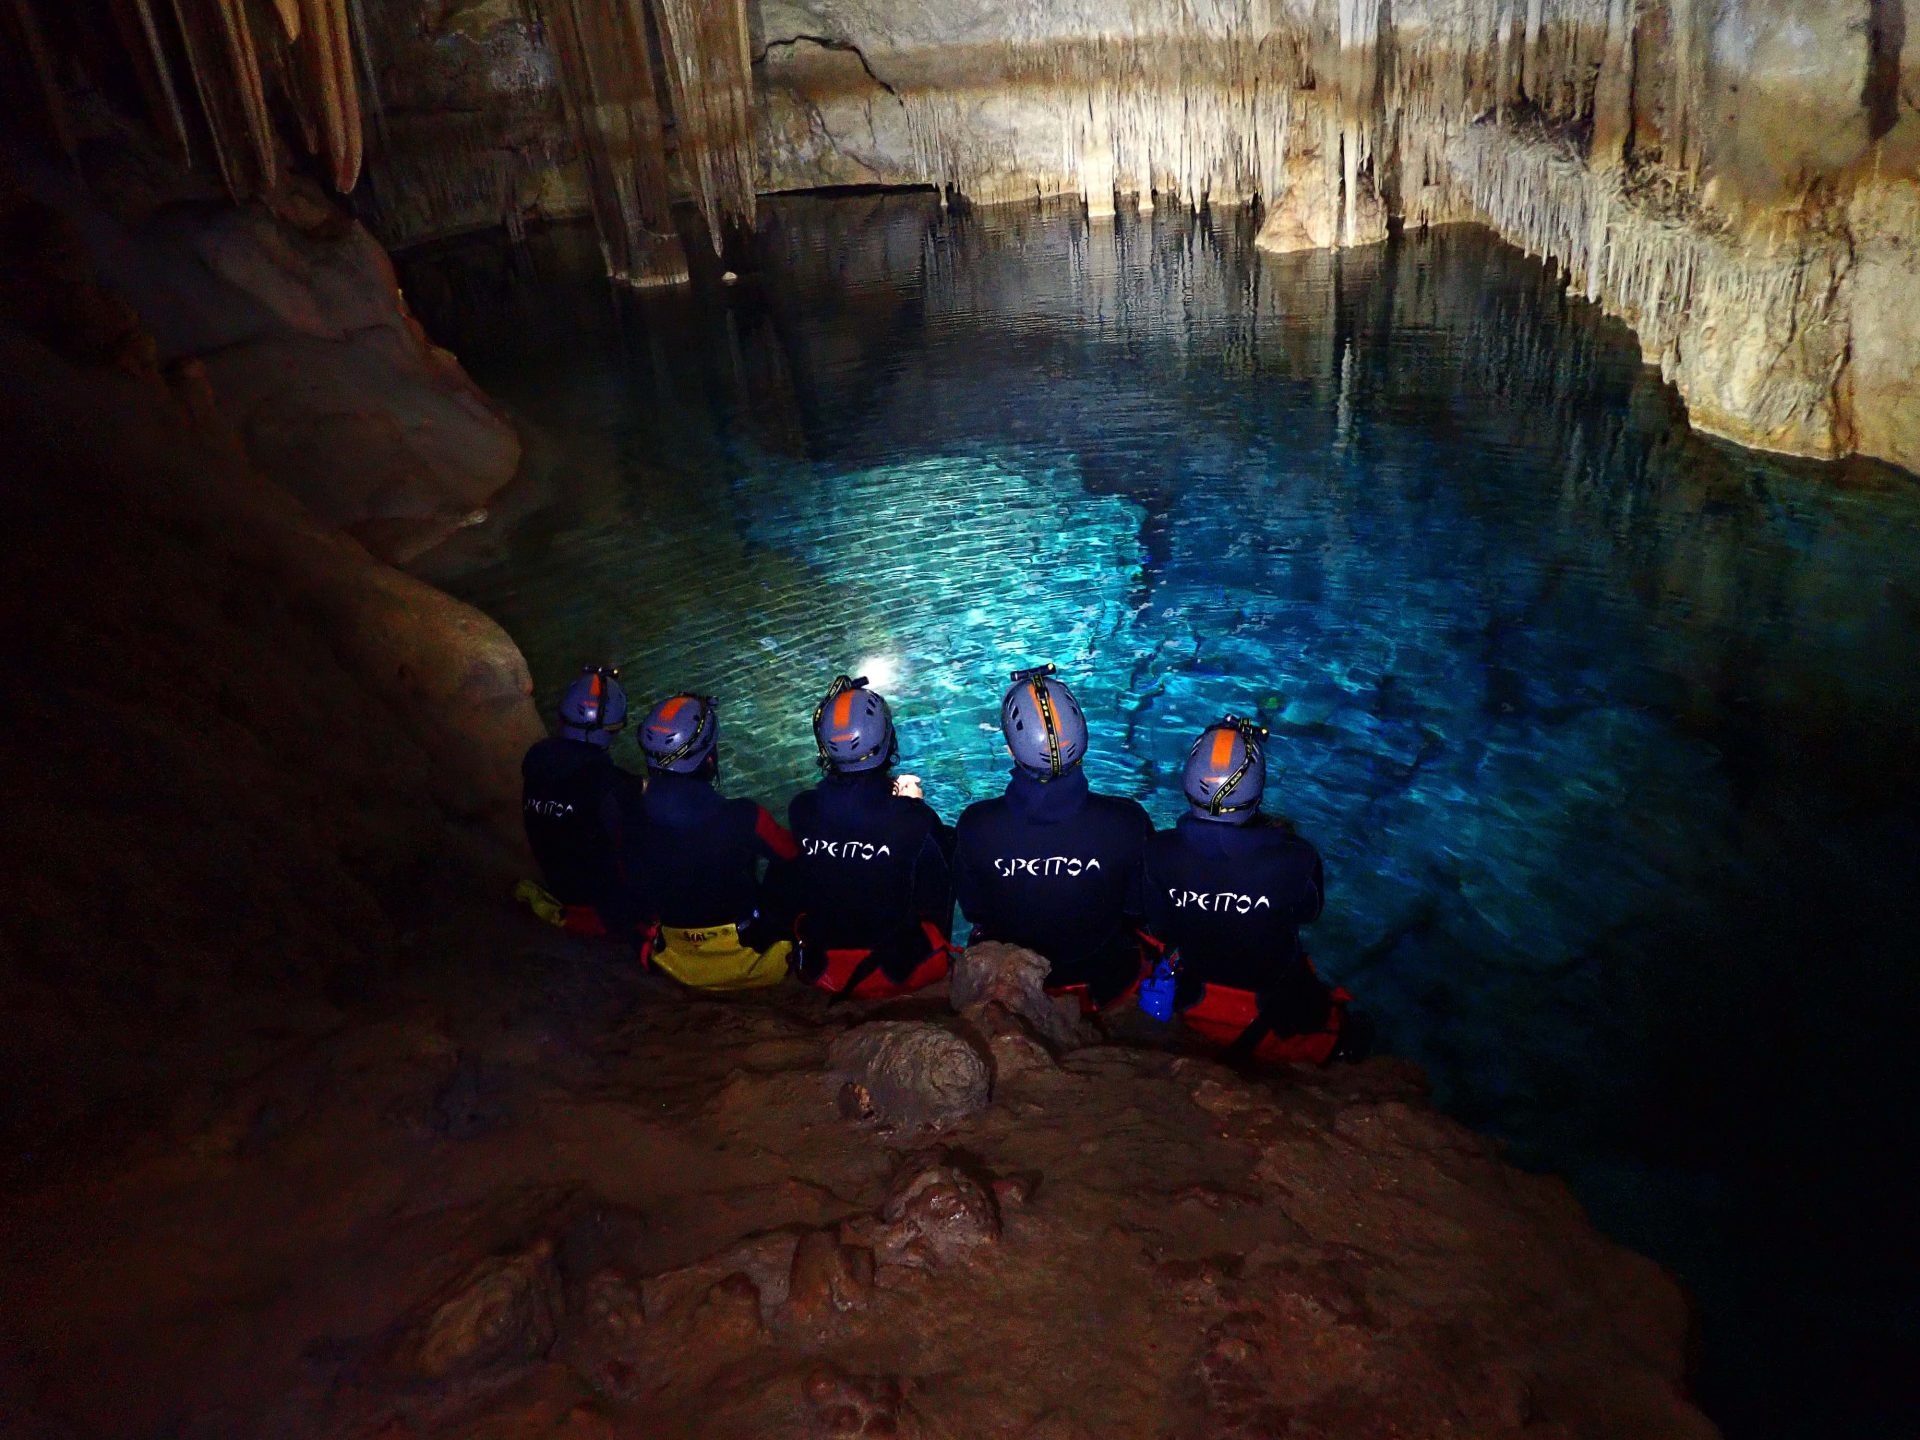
(1254, 816, 1319, 856)
(788, 785, 820, 825)
(1089, 790, 1152, 827)
(954, 795, 1004, 832)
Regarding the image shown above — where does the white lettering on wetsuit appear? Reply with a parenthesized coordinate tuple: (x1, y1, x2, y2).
(525, 798, 576, 818)
(1169, 887, 1272, 914)
(993, 856, 1105, 878)
(802, 837, 895, 861)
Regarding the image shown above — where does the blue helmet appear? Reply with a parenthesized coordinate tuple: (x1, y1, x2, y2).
(814, 674, 896, 774)
(640, 692, 718, 773)
(1001, 664, 1088, 780)
(1182, 716, 1268, 824)
(558, 665, 628, 747)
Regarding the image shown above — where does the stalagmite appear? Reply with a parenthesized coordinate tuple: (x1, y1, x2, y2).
(652, 0, 758, 252)
(541, 0, 687, 285)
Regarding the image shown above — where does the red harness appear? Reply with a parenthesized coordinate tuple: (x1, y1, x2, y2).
(815, 920, 953, 1000)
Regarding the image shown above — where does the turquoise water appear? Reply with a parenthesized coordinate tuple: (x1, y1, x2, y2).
(402, 197, 1920, 1438)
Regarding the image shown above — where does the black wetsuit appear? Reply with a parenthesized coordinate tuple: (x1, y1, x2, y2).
(521, 737, 643, 912)
(787, 771, 953, 979)
(1143, 814, 1330, 1030)
(952, 768, 1152, 1003)
(617, 769, 798, 940)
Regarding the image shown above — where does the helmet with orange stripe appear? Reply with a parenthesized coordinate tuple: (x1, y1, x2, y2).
(640, 692, 718, 773)
(1182, 715, 1268, 824)
(1002, 664, 1088, 781)
(558, 665, 628, 747)
(813, 674, 896, 774)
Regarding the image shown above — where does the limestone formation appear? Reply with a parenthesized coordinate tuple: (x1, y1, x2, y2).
(753, 0, 1919, 472)
(407, 1240, 562, 1379)
(828, 1020, 993, 1128)
(868, 1158, 1001, 1270)
(949, 942, 1089, 1052)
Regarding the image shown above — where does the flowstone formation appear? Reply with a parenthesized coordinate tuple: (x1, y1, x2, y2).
(0, 937, 1720, 1437)
(755, 0, 1919, 471)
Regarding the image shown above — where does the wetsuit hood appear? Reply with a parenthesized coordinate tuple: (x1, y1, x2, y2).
(644, 767, 718, 825)
(814, 768, 895, 823)
(1003, 765, 1090, 824)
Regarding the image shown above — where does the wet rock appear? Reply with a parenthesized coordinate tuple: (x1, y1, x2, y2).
(964, 1001, 1059, 1081)
(950, 943, 1088, 1051)
(408, 1239, 561, 1379)
(827, 1021, 991, 1128)
(782, 1230, 875, 1325)
(640, 1231, 800, 1324)
(803, 1365, 904, 1438)
(871, 1160, 999, 1271)
(690, 1274, 764, 1346)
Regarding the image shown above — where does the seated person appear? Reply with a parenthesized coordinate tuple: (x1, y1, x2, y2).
(1142, 716, 1365, 1064)
(786, 674, 954, 999)
(618, 693, 798, 990)
(952, 664, 1153, 1011)
(519, 665, 643, 935)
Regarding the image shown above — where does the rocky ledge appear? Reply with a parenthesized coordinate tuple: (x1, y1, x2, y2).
(1, 939, 1715, 1438)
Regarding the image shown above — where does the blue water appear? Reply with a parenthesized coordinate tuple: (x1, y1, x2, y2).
(401, 196, 1920, 1439)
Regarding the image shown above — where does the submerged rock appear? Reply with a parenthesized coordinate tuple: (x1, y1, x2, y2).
(828, 1021, 991, 1128)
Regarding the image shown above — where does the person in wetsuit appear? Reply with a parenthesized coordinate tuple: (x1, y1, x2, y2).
(786, 675, 954, 999)
(520, 665, 644, 935)
(618, 692, 799, 990)
(1142, 716, 1367, 1064)
(952, 664, 1153, 1011)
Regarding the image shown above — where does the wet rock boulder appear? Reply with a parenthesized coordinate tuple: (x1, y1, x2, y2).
(828, 1021, 991, 1128)
(868, 1160, 1000, 1271)
(406, 1239, 561, 1379)
(949, 943, 1088, 1052)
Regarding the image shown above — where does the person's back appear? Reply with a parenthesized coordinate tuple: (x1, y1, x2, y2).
(519, 666, 641, 931)
(787, 675, 953, 996)
(1141, 716, 1362, 1064)
(618, 693, 797, 990)
(1143, 814, 1322, 988)
(952, 665, 1150, 1008)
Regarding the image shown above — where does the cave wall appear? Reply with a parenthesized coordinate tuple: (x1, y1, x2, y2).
(751, 0, 1918, 472)
(353, 0, 589, 247)
(0, 163, 544, 1159)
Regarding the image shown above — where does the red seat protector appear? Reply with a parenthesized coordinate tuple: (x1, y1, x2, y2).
(817, 920, 953, 999)
(1180, 979, 1350, 1066)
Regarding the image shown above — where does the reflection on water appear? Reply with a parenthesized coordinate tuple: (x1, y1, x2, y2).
(401, 197, 1920, 1439)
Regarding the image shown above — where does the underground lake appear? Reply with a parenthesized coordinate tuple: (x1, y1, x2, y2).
(401, 194, 1920, 1439)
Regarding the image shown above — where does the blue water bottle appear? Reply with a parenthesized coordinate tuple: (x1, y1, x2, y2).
(1139, 956, 1178, 1022)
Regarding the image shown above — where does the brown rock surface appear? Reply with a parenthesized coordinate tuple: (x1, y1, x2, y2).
(828, 1020, 994, 1128)
(0, 934, 1718, 1437)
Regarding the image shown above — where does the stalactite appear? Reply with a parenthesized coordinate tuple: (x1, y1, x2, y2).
(1590, 0, 1634, 170)
(107, 0, 194, 167)
(652, 0, 758, 252)
(295, 0, 363, 193)
(212, 0, 279, 192)
(170, 0, 267, 195)
(6, 0, 78, 164)
(541, 0, 687, 285)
